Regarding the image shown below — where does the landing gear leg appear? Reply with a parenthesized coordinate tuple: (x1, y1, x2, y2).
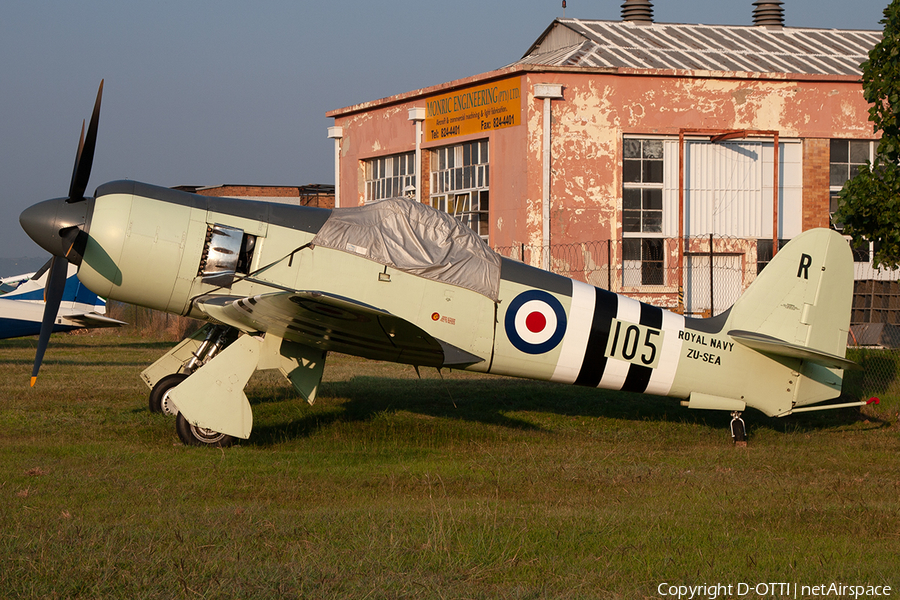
(143, 324, 235, 415)
(730, 411, 747, 446)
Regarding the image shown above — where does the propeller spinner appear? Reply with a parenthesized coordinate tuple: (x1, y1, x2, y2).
(19, 80, 103, 386)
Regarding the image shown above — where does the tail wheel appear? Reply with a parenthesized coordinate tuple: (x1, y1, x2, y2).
(148, 373, 189, 415)
(175, 413, 236, 447)
(730, 412, 747, 444)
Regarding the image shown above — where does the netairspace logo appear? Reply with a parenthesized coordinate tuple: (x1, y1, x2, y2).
(656, 582, 894, 599)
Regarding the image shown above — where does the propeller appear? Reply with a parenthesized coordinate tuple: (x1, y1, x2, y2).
(22, 80, 103, 386)
(69, 80, 103, 203)
(31, 257, 69, 386)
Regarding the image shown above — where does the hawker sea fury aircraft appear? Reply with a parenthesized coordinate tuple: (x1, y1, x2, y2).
(0, 262, 123, 339)
(20, 82, 869, 446)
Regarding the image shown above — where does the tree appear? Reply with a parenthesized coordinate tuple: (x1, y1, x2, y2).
(835, 0, 900, 268)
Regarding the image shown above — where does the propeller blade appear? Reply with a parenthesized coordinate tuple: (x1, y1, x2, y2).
(67, 80, 103, 203)
(60, 225, 89, 265)
(30, 258, 53, 281)
(31, 256, 69, 387)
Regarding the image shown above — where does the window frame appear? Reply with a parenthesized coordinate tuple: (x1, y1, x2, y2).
(829, 139, 875, 263)
(622, 137, 668, 288)
(429, 140, 490, 241)
(365, 152, 416, 203)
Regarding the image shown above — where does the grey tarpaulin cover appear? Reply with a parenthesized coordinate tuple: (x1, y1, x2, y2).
(311, 198, 501, 301)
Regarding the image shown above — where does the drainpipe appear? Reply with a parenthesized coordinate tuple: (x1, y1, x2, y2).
(408, 107, 426, 203)
(534, 83, 564, 271)
(772, 131, 780, 255)
(327, 126, 343, 208)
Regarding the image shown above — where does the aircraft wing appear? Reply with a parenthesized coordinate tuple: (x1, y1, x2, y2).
(194, 291, 483, 369)
(728, 330, 861, 371)
(59, 312, 128, 328)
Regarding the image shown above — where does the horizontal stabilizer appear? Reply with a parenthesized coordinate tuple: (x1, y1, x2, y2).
(66, 312, 127, 327)
(728, 330, 860, 371)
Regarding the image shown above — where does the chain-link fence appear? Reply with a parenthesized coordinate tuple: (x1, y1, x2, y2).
(494, 235, 774, 318)
(844, 348, 900, 406)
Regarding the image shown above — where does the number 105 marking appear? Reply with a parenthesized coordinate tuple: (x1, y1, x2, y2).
(604, 319, 663, 369)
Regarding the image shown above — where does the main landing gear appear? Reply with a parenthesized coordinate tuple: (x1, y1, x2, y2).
(148, 373, 188, 416)
(147, 325, 234, 415)
(175, 413, 235, 447)
(143, 326, 329, 447)
(730, 411, 747, 446)
(144, 324, 238, 446)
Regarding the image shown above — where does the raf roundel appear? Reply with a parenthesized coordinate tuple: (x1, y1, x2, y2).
(504, 290, 567, 354)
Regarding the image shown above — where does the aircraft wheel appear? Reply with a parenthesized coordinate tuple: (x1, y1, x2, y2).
(149, 373, 188, 416)
(175, 413, 235, 447)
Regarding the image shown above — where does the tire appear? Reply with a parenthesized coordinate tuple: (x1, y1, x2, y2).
(731, 418, 746, 443)
(175, 412, 236, 448)
(148, 373, 189, 416)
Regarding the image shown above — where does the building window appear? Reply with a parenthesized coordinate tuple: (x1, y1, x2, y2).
(623, 138, 665, 285)
(756, 239, 791, 273)
(829, 139, 873, 230)
(830, 139, 878, 263)
(429, 140, 490, 240)
(365, 152, 416, 203)
(623, 238, 663, 286)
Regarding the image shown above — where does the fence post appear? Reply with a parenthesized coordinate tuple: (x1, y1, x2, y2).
(709, 233, 714, 316)
(607, 240, 612, 291)
(678, 236, 685, 313)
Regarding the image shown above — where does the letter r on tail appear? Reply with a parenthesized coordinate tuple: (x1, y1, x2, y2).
(798, 253, 812, 279)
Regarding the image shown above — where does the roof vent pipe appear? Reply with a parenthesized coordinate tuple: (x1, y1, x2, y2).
(621, 0, 654, 24)
(752, 1, 785, 27)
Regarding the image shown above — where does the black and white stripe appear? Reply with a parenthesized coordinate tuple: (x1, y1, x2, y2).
(551, 280, 684, 395)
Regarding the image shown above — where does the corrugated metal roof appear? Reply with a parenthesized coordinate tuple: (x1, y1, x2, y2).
(515, 19, 881, 76)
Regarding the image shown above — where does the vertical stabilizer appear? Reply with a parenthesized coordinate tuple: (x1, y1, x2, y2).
(725, 229, 854, 412)
(727, 229, 853, 359)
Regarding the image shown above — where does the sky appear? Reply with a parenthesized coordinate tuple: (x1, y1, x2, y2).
(0, 0, 891, 263)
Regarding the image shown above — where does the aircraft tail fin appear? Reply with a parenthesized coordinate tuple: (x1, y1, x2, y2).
(63, 272, 108, 314)
(5, 264, 108, 314)
(727, 228, 853, 364)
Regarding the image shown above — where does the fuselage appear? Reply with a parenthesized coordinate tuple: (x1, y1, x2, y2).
(47, 180, 840, 418)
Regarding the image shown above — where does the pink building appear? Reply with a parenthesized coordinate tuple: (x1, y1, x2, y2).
(327, 1, 887, 316)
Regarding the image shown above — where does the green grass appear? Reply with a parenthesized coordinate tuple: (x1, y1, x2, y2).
(1, 332, 899, 599)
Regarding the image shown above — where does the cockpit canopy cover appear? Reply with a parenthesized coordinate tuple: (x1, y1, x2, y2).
(311, 198, 501, 301)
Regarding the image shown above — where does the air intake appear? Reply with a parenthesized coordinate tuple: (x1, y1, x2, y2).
(621, 0, 654, 23)
(752, 1, 785, 27)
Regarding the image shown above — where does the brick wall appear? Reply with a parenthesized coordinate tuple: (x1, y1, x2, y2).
(195, 185, 298, 198)
(192, 185, 335, 208)
(802, 138, 831, 230)
(420, 148, 431, 203)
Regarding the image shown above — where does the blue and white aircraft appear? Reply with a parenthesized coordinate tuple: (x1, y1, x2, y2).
(0, 262, 124, 339)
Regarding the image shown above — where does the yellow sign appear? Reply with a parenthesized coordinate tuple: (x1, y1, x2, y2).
(425, 77, 521, 142)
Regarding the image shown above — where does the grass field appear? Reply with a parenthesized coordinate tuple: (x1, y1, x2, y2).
(1, 332, 899, 599)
